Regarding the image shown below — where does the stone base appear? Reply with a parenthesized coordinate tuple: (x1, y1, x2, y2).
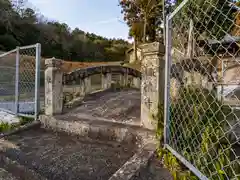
(39, 114, 155, 146)
(141, 105, 157, 130)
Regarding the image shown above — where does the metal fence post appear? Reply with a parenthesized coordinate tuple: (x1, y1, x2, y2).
(15, 47, 20, 116)
(34, 43, 41, 120)
(164, 15, 172, 146)
(220, 60, 224, 103)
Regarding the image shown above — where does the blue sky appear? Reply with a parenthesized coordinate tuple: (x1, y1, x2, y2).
(27, 0, 131, 41)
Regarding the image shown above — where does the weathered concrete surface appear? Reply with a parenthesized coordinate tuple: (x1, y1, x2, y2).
(0, 110, 19, 124)
(130, 154, 173, 180)
(66, 89, 141, 125)
(40, 114, 155, 146)
(0, 126, 137, 180)
(0, 168, 17, 180)
(109, 143, 156, 180)
(140, 42, 165, 130)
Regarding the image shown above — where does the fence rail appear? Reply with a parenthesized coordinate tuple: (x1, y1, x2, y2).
(0, 43, 41, 119)
(164, 0, 240, 179)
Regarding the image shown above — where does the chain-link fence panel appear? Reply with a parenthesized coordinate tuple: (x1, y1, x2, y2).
(18, 45, 37, 116)
(164, 0, 240, 179)
(0, 44, 41, 118)
(0, 50, 17, 113)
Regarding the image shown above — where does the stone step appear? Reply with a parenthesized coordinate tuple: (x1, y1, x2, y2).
(0, 127, 137, 180)
(0, 154, 47, 180)
(39, 114, 155, 147)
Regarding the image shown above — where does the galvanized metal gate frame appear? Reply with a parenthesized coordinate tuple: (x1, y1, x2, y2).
(0, 43, 41, 120)
(163, 0, 208, 179)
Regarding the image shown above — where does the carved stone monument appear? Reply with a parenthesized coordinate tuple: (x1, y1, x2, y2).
(140, 42, 165, 130)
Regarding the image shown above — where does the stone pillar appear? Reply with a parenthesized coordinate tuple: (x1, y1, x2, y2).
(45, 58, 63, 115)
(119, 73, 128, 87)
(133, 77, 141, 89)
(84, 77, 91, 94)
(140, 42, 165, 130)
(80, 78, 86, 96)
(102, 73, 112, 89)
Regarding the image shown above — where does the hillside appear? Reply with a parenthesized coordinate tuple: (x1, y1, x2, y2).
(0, 51, 122, 73)
(0, 0, 130, 62)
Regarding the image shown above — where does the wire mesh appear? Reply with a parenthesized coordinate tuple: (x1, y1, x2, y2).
(165, 0, 240, 179)
(0, 51, 16, 113)
(18, 45, 37, 116)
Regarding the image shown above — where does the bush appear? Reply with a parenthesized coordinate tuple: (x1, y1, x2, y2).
(157, 86, 240, 179)
(0, 122, 12, 132)
(0, 116, 34, 133)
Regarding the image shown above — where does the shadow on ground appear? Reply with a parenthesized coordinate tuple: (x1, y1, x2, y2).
(65, 89, 141, 124)
(0, 126, 137, 180)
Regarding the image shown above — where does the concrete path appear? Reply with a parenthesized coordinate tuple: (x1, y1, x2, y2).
(66, 89, 141, 125)
(0, 89, 173, 180)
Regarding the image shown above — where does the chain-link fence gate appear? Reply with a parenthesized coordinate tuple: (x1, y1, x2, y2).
(164, 0, 240, 179)
(0, 43, 41, 120)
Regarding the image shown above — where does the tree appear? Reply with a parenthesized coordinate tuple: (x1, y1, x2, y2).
(173, 0, 237, 40)
(232, 1, 240, 36)
(119, 0, 163, 43)
(0, 0, 130, 62)
(0, 0, 17, 30)
(21, 8, 37, 23)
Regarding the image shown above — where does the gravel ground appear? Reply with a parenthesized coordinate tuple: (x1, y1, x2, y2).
(0, 126, 137, 180)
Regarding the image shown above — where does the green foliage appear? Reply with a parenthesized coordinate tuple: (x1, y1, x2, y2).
(151, 102, 198, 179)
(19, 116, 34, 125)
(119, 0, 163, 42)
(173, 0, 237, 40)
(153, 86, 240, 179)
(0, 122, 13, 132)
(152, 103, 164, 140)
(156, 148, 198, 180)
(0, 0, 130, 62)
(63, 92, 74, 104)
(169, 86, 240, 179)
(0, 115, 34, 133)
